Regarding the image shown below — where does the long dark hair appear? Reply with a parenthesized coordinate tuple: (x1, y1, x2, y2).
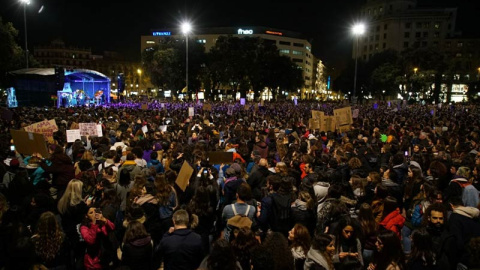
(357, 203, 378, 236)
(290, 223, 311, 255)
(123, 221, 149, 244)
(375, 230, 405, 270)
(207, 239, 239, 270)
(333, 216, 359, 252)
(311, 233, 335, 270)
(410, 228, 437, 267)
(262, 232, 294, 270)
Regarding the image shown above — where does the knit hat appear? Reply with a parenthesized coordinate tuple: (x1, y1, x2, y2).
(225, 167, 236, 177)
(230, 163, 242, 174)
(227, 215, 252, 229)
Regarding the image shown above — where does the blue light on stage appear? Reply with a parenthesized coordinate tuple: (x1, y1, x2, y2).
(153, 31, 171, 36)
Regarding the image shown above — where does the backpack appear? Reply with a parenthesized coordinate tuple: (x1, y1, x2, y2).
(270, 193, 293, 235)
(224, 204, 252, 241)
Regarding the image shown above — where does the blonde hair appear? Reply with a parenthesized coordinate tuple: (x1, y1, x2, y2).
(57, 179, 84, 214)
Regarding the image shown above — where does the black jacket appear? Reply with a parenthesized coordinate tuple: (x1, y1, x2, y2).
(155, 228, 203, 270)
(122, 236, 153, 270)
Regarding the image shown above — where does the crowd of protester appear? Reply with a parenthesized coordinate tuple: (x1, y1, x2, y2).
(0, 100, 480, 270)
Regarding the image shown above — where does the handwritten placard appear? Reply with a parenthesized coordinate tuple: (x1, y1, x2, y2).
(79, 123, 99, 136)
(333, 107, 353, 133)
(24, 119, 58, 143)
(66, 129, 81, 143)
(188, 107, 194, 117)
(176, 161, 194, 192)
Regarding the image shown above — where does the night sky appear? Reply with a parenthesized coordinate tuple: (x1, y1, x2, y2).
(0, 0, 478, 69)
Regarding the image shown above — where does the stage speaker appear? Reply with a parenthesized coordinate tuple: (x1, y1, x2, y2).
(54, 66, 65, 90)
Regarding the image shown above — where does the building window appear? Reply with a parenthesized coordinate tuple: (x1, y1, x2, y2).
(383, 43, 386, 49)
(405, 22, 411, 29)
(369, 35, 374, 42)
(414, 41, 420, 48)
(433, 41, 439, 47)
(422, 41, 427, 47)
(363, 45, 367, 52)
(415, 32, 421, 38)
(293, 43, 304, 47)
(375, 35, 379, 41)
(376, 25, 380, 32)
(457, 42, 463, 47)
(423, 22, 430, 28)
(375, 44, 379, 50)
(456, 53, 462, 57)
(434, 22, 441, 29)
(292, 50, 303, 55)
(434, 32, 440, 38)
(416, 22, 422, 28)
(384, 33, 387, 39)
(404, 32, 410, 38)
(279, 49, 290, 54)
(279, 41, 290, 45)
(369, 45, 373, 50)
(292, 58, 303, 63)
(196, 39, 206, 44)
(445, 42, 451, 48)
(423, 32, 428, 38)
(146, 40, 155, 44)
(384, 24, 388, 30)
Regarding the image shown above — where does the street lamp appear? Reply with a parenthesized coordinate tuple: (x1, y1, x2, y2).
(137, 68, 142, 95)
(414, 67, 418, 74)
(352, 23, 366, 103)
(19, 0, 31, 69)
(181, 22, 192, 99)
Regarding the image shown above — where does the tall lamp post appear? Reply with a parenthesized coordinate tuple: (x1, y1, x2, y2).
(352, 23, 365, 103)
(137, 68, 142, 96)
(20, 0, 31, 69)
(181, 22, 192, 100)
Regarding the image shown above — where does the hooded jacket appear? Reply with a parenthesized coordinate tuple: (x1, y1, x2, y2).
(448, 206, 480, 267)
(253, 141, 269, 158)
(121, 236, 153, 270)
(380, 208, 405, 237)
(40, 153, 75, 188)
(304, 248, 332, 270)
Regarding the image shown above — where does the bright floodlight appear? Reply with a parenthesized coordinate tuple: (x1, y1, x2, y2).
(181, 22, 192, 34)
(19, 0, 31, 4)
(352, 23, 366, 35)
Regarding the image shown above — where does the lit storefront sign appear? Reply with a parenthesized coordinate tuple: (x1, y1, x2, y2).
(153, 31, 171, 36)
(237, 28, 253, 35)
(265, 31, 283, 36)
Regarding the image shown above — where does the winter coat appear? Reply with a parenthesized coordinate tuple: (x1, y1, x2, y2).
(247, 166, 271, 201)
(155, 228, 203, 270)
(304, 248, 332, 270)
(253, 141, 268, 159)
(121, 236, 153, 270)
(380, 208, 405, 237)
(80, 219, 115, 270)
(40, 153, 75, 188)
(448, 206, 480, 267)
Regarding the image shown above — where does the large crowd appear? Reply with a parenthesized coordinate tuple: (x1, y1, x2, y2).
(1, 100, 480, 270)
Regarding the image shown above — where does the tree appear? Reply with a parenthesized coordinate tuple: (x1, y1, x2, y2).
(141, 37, 205, 98)
(0, 17, 26, 87)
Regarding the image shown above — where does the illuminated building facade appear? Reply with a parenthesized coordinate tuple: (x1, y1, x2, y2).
(141, 26, 315, 99)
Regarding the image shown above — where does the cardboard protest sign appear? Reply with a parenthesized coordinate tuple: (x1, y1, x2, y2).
(333, 107, 353, 133)
(311, 110, 324, 119)
(11, 129, 49, 158)
(323, 116, 336, 132)
(188, 107, 194, 117)
(203, 103, 212, 111)
(79, 123, 99, 136)
(141, 125, 148, 134)
(66, 129, 81, 143)
(96, 125, 103, 137)
(24, 119, 58, 143)
(309, 118, 320, 130)
(141, 104, 148, 110)
(175, 161, 194, 192)
(208, 152, 233, 164)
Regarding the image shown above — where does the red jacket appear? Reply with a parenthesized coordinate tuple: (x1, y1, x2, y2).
(80, 220, 115, 270)
(380, 208, 405, 237)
